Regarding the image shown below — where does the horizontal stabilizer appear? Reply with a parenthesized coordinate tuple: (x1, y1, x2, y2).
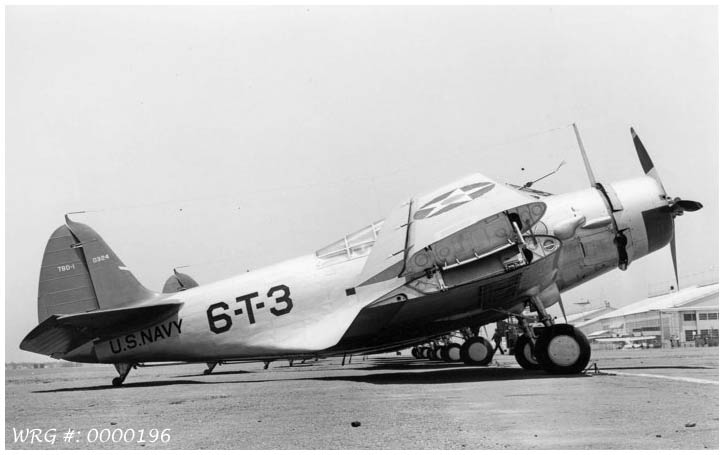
(20, 302, 183, 358)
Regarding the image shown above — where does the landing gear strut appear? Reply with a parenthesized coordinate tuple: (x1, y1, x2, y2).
(112, 362, 135, 387)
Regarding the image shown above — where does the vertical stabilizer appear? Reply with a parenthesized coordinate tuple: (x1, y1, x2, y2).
(37, 216, 157, 323)
(64, 215, 156, 310)
(38, 225, 100, 323)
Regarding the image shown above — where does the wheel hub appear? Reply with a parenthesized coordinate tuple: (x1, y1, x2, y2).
(448, 346, 461, 361)
(468, 342, 488, 362)
(547, 335, 581, 366)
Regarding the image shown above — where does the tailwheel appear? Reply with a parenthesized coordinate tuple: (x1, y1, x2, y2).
(203, 361, 218, 375)
(534, 324, 591, 374)
(111, 362, 135, 387)
(514, 334, 542, 370)
(441, 343, 462, 362)
(460, 337, 494, 366)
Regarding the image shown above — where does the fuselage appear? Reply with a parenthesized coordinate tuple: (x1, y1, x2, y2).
(65, 175, 672, 364)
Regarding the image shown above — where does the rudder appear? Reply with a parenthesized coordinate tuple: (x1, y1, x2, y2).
(37, 215, 156, 323)
(38, 225, 100, 323)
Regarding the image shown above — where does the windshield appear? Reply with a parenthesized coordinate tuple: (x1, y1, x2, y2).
(316, 220, 385, 260)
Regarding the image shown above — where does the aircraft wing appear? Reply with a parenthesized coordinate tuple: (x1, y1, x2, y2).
(594, 336, 657, 343)
(358, 173, 546, 285)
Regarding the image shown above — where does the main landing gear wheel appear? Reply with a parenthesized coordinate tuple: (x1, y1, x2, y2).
(411, 347, 420, 358)
(434, 346, 444, 361)
(534, 324, 591, 374)
(514, 335, 542, 370)
(460, 337, 494, 366)
(426, 347, 436, 360)
(441, 343, 462, 362)
(419, 347, 430, 359)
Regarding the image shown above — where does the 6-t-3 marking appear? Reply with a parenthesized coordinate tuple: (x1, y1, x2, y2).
(236, 292, 260, 324)
(206, 285, 293, 334)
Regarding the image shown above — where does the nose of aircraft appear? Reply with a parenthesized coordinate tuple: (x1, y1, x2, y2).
(608, 128, 703, 287)
(608, 176, 672, 261)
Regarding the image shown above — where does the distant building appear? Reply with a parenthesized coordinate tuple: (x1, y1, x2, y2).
(559, 301, 616, 326)
(576, 283, 719, 347)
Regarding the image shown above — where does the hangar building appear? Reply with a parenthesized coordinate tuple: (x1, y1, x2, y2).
(576, 282, 719, 347)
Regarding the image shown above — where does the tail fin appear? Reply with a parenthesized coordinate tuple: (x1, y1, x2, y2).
(38, 215, 156, 323)
(162, 269, 199, 293)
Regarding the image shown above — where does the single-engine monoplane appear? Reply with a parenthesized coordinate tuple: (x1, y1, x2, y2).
(21, 126, 702, 385)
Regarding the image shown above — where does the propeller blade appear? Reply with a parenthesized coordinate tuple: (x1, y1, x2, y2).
(670, 223, 679, 291)
(573, 123, 597, 187)
(630, 127, 666, 195)
(672, 199, 703, 212)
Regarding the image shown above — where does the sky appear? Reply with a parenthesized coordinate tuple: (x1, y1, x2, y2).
(5, 6, 718, 362)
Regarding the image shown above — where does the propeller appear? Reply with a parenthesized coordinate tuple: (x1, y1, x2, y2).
(630, 127, 703, 291)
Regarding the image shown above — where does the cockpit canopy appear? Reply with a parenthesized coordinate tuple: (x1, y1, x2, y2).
(316, 220, 385, 260)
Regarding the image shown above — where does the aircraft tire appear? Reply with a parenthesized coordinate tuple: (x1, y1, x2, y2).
(534, 324, 591, 374)
(434, 346, 444, 361)
(514, 335, 542, 370)
(460, 337, 494, 366)
(112, 377, 123, 387)
(420, 347, 430, 359)
(441, 343, 462, 362)
(411, 347, 419, 358)
(425, 347, 436, 360)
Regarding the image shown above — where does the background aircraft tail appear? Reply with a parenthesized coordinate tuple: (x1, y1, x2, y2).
(37, 215, 156, 323)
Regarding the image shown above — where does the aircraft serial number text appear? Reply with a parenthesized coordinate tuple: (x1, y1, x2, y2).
(206, 284, 293, 334)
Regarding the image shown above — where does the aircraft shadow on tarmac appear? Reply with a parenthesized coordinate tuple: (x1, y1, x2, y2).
(175, 370, 253, 378)
(600, 365, 715, 370)
(33, 380, 205, 393)
(310, 366, 579, 385)
(30, 357, 602, 392)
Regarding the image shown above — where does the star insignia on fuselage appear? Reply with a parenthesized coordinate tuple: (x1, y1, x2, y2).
(413, 182, 495, 220)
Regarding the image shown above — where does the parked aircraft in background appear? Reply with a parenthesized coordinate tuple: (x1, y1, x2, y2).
(592, 336, 658, 349)
(21, 125, 702, 386)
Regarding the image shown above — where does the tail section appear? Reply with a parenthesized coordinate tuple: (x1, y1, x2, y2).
(162, 269, 199, 293)
(38, 215, 156, 323)
(21, 302, 183, 358)
(26, 215, 166, 359)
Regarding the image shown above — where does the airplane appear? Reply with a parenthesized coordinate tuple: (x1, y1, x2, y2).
(20, 125, 702, 386)
(592, 336, 658, 349)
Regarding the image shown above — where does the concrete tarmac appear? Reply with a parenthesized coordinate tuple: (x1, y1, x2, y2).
(6, 347, 718, 450)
